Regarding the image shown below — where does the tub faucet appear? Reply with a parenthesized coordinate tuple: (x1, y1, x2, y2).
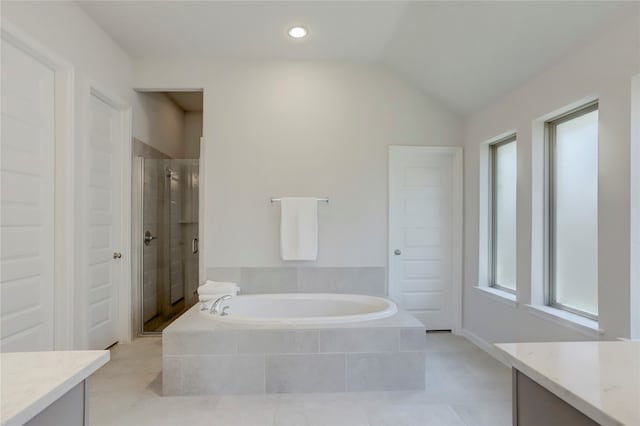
(209, 294, 232, 314)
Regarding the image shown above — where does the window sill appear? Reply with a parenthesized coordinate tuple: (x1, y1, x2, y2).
(525, 304, 604, 338)
(474, 286, 517, 307)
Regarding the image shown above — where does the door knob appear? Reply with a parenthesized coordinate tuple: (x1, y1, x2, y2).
(394, 249, 402, 255)
(113, 252, 122, 259)
(144, 230, 157, 246)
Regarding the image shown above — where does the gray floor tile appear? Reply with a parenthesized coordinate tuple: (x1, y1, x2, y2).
(90, 334, 512, 426)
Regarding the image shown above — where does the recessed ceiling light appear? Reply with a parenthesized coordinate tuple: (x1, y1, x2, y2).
(288, 26, 307, 39)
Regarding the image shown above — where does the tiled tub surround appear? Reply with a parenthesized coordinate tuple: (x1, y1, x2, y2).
(206, 267, 386, 297)
(163, 304, 425, 395)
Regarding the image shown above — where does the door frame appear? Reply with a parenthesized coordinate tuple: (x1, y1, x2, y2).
(198, 136, 206, 287)
(1, 19, 75, 350)
(631, 73, 640, 340)
(388, 146, 463, 334)
(131, 156, 144, 337)
(77, 82, 132, 347)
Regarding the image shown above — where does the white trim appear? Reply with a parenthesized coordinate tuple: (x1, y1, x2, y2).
(473, 286, 517, 307)
(478, 130, 518, 297)
(1, 19, 76, 350)
(525, 304, 603, 338)
(483, 130, 519, 147)
(535, 95, 599, 123)
(388, 145, 463, 334)
(451, 147, 463, 334)
(459, 328, 511, 367)
(131, 157, 145, 338)
(199, 137, 206, 285)
(119, 107, 133, 343)
(631, 73, 640, 340)
(530, 118, 546, 307)
(530, 96, 600, 308)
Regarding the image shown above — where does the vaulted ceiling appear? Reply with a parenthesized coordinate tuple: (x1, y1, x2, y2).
(78, 1, 634, 115)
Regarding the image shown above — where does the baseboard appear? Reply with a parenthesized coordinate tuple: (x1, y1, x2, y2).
(459, 328, 512, 368)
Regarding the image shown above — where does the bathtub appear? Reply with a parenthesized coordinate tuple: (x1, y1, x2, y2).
(199, 293, 397, 325)
(165, 293, 426, 395)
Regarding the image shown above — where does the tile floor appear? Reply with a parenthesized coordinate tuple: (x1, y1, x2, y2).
(90, 333, 511, 426)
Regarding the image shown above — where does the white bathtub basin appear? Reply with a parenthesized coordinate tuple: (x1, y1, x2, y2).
(200, 293, 398, 325)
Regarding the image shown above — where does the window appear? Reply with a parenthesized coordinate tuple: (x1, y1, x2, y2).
(546, 102, 598, 319)
(489, 135, 517, 292)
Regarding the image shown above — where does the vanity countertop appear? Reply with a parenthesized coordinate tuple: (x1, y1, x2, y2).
(496, 341, 640, 426)
(1, 350, 109, 426)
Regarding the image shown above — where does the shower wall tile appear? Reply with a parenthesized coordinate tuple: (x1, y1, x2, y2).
(206, 267, 244, 284)
(296, 268, 339, 293)
(245, 268, 297, 294)
(205, 267, 387, 297)
(335, 267, 386, 296)
(142, 296, 157, 323)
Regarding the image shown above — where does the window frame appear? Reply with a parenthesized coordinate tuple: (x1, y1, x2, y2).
(488, 134, 517, 294)
(544, 100, 599, 320)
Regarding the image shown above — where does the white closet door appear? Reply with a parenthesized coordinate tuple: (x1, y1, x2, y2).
(0, 39, 56, 351)
(86, 93, 122, 350)
(389, 147, 460, 330)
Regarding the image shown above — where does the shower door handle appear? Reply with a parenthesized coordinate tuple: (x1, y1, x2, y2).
(192, 238, 199, 254)
(144, 230, 157, 246)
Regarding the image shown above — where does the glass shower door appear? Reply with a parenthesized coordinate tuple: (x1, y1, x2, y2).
(141, 159, 199, 333)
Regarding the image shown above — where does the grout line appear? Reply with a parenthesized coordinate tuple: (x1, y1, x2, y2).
(344, 352, 348, 392)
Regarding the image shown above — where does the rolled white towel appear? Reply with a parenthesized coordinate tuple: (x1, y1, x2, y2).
(198, 280, 240, 295)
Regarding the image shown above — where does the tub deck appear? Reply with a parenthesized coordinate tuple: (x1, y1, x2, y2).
(162, 303, 426, 395)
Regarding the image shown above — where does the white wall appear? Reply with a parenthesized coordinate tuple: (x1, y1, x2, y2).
(134, 61, 463, 268)
(183, 112, 203, 159)
(133, 92, 186, 158)
(2, 4, 191, 159)
(2, 2, 132, 101)
(463, 12, 640, 342)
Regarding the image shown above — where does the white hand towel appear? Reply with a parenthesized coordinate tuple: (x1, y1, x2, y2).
(280, 197, 318, 261)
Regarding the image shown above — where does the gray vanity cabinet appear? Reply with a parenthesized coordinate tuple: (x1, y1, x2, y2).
(512, 369, 599, 426)
(24, 380, 88, 426)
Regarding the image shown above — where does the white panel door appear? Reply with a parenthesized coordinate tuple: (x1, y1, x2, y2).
(0, 39, 56, 351)
(86, 93, 122, 349)
(389, 147, 460, 330)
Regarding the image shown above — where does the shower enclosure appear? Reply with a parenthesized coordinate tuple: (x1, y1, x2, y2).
(139, 158, 199, 333)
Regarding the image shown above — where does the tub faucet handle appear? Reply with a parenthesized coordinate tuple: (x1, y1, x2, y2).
(209, 294, 233, 314)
